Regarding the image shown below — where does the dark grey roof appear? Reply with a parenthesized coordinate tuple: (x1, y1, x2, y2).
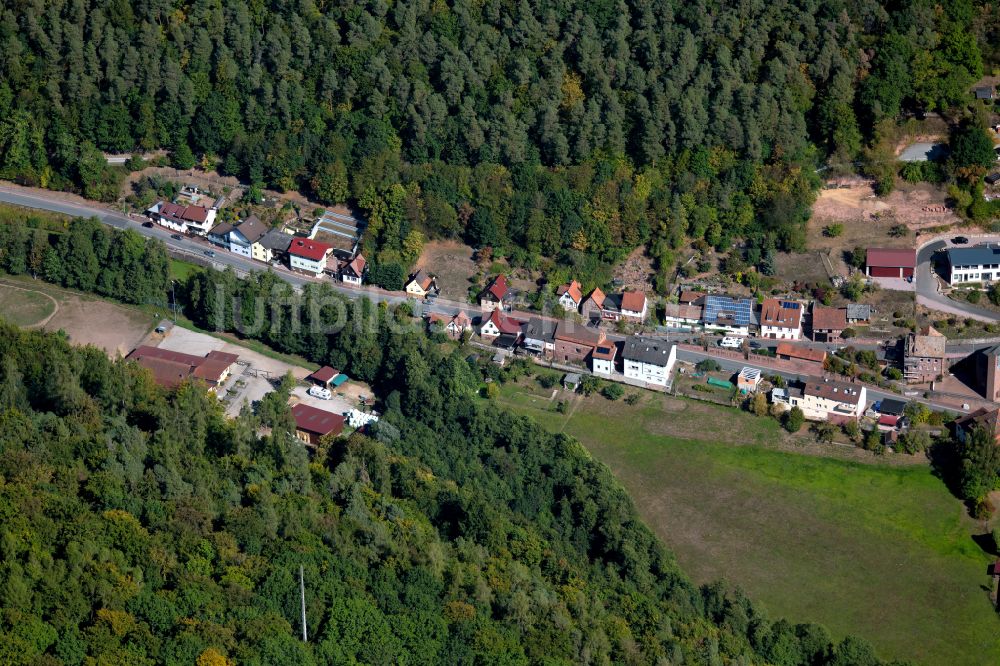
(946, 245, 1000, 267)
(622, 335, 674, 366)
(522, 317, 556, 341)
(975, 86, 995, 100)
(986, 173, 1000, 185)
(259, 229, 293, 252)
(846, 303, 871, 320)
(879, 398, 907, 416)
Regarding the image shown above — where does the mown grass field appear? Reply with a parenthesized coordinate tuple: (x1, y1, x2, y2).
(0, 283, 57, 327)
(497, 379, 1000, 665)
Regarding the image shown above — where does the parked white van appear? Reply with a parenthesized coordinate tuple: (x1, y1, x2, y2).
(718, 336, 745, 349)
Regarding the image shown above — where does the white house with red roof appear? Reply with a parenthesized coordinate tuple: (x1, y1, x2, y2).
(619, 291, 648, 322)
(340, 254, 366, 286)
(479, 309, 524, 341)
(479, 275, 511, 311)
(556, 280, 583, 311)
(288, 238, 334, 276)
(147, 201, 216, 235)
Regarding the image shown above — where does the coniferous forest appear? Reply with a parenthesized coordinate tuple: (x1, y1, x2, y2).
(0, 1, 997, 274)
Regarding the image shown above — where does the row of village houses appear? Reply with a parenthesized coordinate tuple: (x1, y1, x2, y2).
(146, 201, 369, 283)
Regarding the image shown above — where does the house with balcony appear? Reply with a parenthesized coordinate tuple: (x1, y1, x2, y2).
(622, 336, 676, 388)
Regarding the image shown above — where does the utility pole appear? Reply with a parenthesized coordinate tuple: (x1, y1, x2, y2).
(299, 565, 308, 642)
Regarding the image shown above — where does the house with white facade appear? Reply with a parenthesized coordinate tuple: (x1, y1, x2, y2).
(591, 343, 617, 375)
(759, 298, 803, 340)
(662, 303, 703, 328)
(702, 295, 754, 336)
(405, 270, 436, 297)
(622, 336, 676, 388)
(479, 310, 524, 343)
(147, 201, 217, 235)
(945, 245, 1000, 285)
(287, 238, 333, 276)
(207, 222, 234, 246)
(340, 254, 366, 286)
(798, 377, 866, 422)
(620, 291, 648, 322)
(556, 280, 583, 311)
(228, 215, 269, 260)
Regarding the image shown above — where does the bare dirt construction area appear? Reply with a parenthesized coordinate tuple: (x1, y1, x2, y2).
(810, 179, 961, 239)
(0, 277, 156, 356)
(414, 239, 478, 301)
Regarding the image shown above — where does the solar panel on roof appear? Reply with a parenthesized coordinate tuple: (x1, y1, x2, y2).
(704, 295, 753, 326)
(780, 301, 800, 310)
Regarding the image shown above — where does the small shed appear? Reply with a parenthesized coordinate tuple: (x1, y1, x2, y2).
(986, 173, 1000, 186)
(330, 373, 349, 388)
(737, 367, 762, 393)
(306, 365, 347, 388)
(563, 373, 582, 391)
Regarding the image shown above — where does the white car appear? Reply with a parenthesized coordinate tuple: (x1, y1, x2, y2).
(308, 385, 332, 400)
(718, 336, 745, 349)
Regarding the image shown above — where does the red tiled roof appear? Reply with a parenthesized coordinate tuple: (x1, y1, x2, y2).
(409, 270, 434, 290)
(811, 305, 847, 331)
(127, 345, 237, 387)
(592, 343, 617, 360)
(159, 202, 209, 223)
(866, 247, 916, 268)
(679, 290, 704, 304)
(132, 356, 194, 388)
(206, 350, 239, 365)
(291, 403, 345, 437)
(486, 309, 524, 335)
(308, 366, 338, 383)
(776, 342, 827, 363)
(345, 254, 366, 276)
(803, 376, 863, 405)
(288, 238, 333, 261)
(584, 287, 605, 308)
(557, 280, 582, 303)
(483, 275, 510, 301)
(761, 298, 803, 329)
(621, 291, 646, 313)
(878, 414, 899, 427)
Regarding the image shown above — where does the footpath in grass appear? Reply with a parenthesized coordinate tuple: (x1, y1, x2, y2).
(498, 380, 1000, 666)
(0, 283, 57, 326)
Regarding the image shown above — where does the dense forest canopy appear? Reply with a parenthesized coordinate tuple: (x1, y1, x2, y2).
(0, 210, 905, 663)
(0, 319, 894, 664)
(0, 0, 995, 277)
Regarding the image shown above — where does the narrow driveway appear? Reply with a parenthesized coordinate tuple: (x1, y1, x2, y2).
(915, 238, 999, 322)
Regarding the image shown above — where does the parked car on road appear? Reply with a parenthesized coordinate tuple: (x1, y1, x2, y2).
(142, 221, 153, 228)
(748, 340, 762, 349)
(718, 336, 744, 349)
(170, 234, 183, 240)
(204, 250, 216, 257)
(308, 386, 332, 400)
(952, 236, 969, 244)
(154, 326, 167, 334)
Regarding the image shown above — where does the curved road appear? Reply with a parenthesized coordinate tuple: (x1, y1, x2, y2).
(916, 238, 1000, 322)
